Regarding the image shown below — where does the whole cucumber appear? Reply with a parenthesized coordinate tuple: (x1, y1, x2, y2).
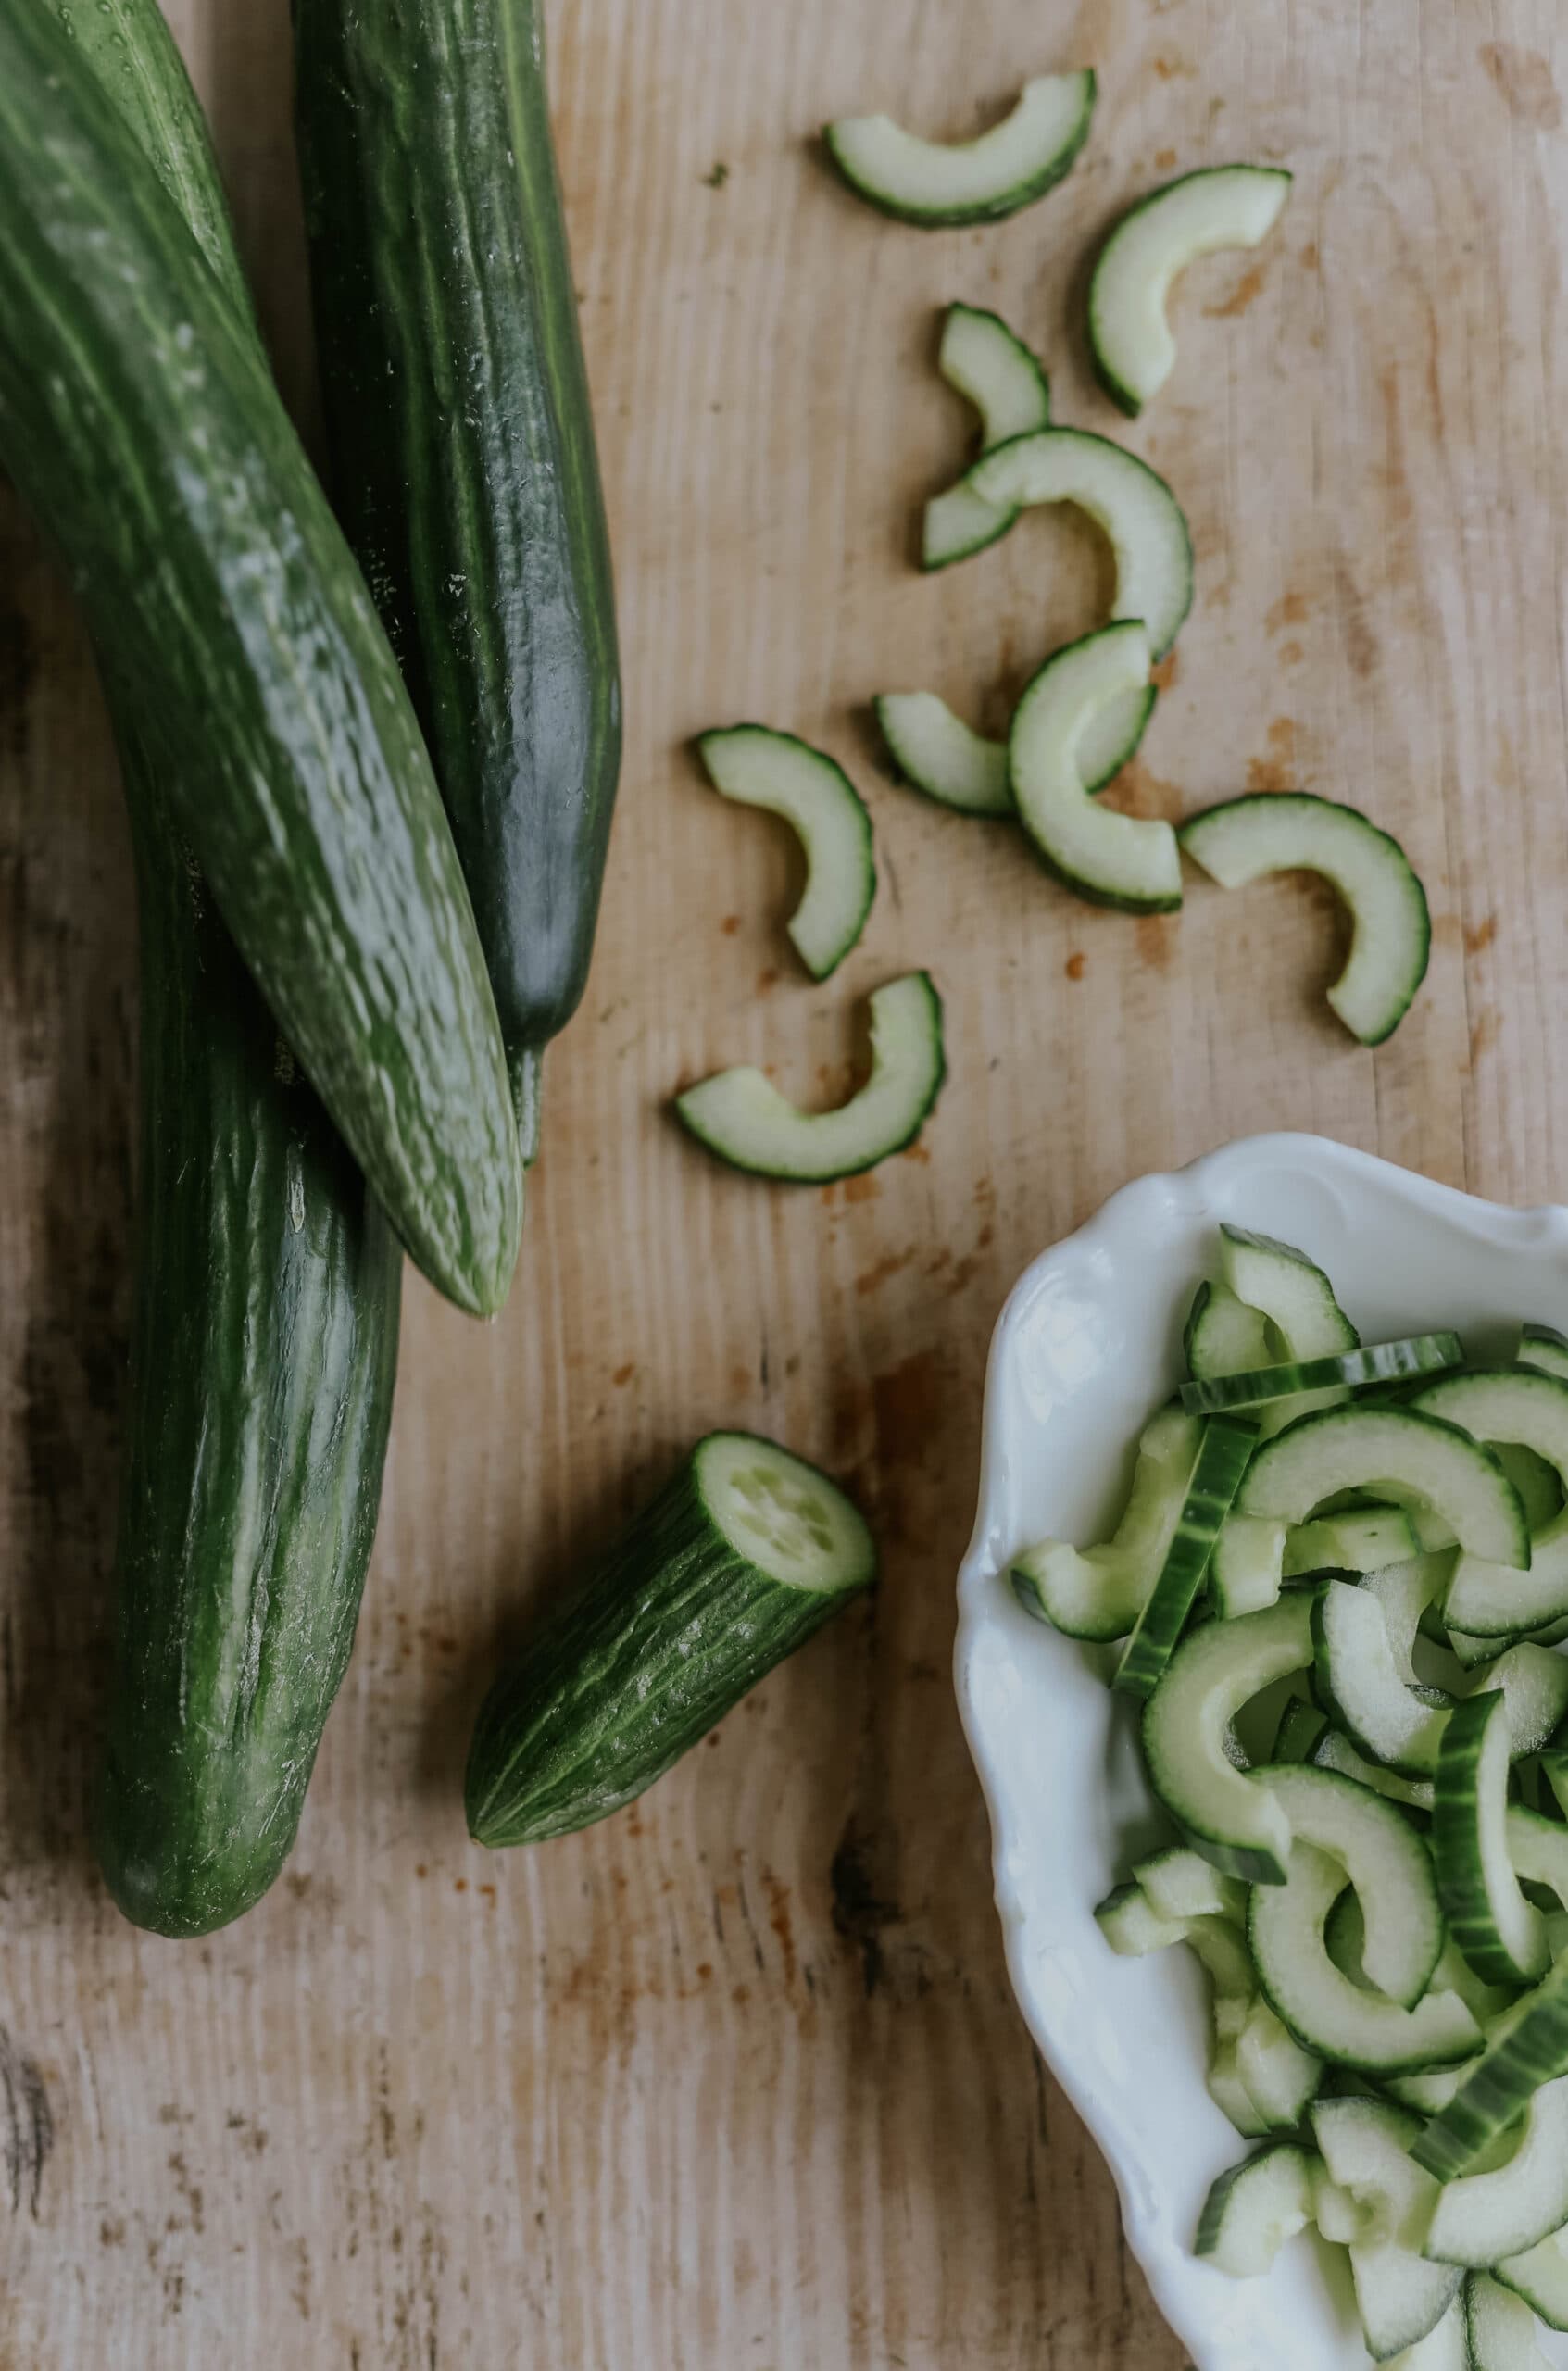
(0, 0, 521, 1316)
(294, 0, 622, 1158)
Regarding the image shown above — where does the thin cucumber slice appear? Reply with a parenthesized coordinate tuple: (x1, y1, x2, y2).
(1496, 1444, 1567, 1532)
(1257, 1763, 1445, 2005)
(1484, 1647, 1568, 1758)
(1312, 1725, 1436, 1813)
(1094, 1886, 1285, 2135)
(1183, 1336, 1462, 1416)
(1186, 1278, 1273, 1381)
(1312, 1579, 1452, 1776)
(1194, 2141, 1320, 2277)
(1413, 1974, 1568, 2181)
(872, 683, 1155, 813)
(1466, 2274, 1555, 2370)
(922, 303, 1050, 568)
(1011, 1403, 1202, 1640)
(1210, 1513, 1288, 1617)
(674, 972, 945, 1183)
(1520, 1326, 1568, 1386)
(1538, 1755, 1568, 1824)
(1115, 1414, 1258, 1698)
(1135, 1844, 1249, 1926)
(1236, 1994, 1323, 2129)
(1093, 1878, 1186, 1956)
(1142, 1596, 1317, 1883)
(1249, 1845, 1478, 2071)
(1009, 622, 1179, 912)
(1424, 2078, 1568, 2267)
(1239, 1409, 1530, 1571)
(1180, 792, 1432, 1045)
(1361, 1556, 1456, 1682)
(1317, 2169, 1375, 2247)
(696, 727, 875, 980)
(1386, 2302, 1469, 2370)
(1497, 2223, 1568, 2330)
(1311, 2097, 1465, 2357)
(1435, 1694, 1550, 1987)
(824, 69, 1096, 229)
(1274, 1698, 1330, 1763)
(1088, 165, 1292, 416)
(1412, 1372, 1568, 1636)
(1208, 2039, 1273, 2139)
(966, 429, 1194, 658)
(1220, 1226, 1359, 1358)
(1285, 1510, 1423, 1577)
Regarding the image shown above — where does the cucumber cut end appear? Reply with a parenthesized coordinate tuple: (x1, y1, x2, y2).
(1088, 165, 1293, 416)
(696, 1433, 875, 1594)
(824, 69, 1096, 228)
(1009, 621, 1180, 913)
(696, 725, 875, 979)
(874, 692, 1010, 815)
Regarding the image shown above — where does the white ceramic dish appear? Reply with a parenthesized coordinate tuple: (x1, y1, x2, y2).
(954, 1132, 1568, 2371)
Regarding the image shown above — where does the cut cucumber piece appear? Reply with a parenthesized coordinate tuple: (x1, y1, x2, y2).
(1250, 1845, 1479, 2071)
(1236, 1993, 1323, 2129)
(1312, 1725, 1436, 1813)
(696, 727, 874, 981)
(1538, 1755, 1568, 1825)
(1094, 1878, 1186, 1957)
(1274, 1698, 1330, 1763)
(1135, 1843, 1249, 1926)
(872, 681, 1155, 813)
(1311, 2096, 1465, 2357)
(1412, 1372, 1568, 1637)
(1186, 1278, 1273, 1381)
(1183, 1336, 1462, 1417)
(1285, 1510, 1424, 1578)
(1313, 1579, 1452, 1776)
(824, 69, 1096, 228)
(1386, 2302, 1469, 2370)
(1362, 1556, 1456, 1682)
(1496, 1445, 1567, 1533)
(922, 303, 1051, 569)
(1115, 1415, 1258, 1698)
(1009, 622, 1180, 912)
(1425, 2077, 1568, 2267)
(1413, 1971, 1568, 2180)
(1466, 2274, 1555, 2370)
(1256, 1763, 1445, 2007)
(1485, 1647, 1568, 1758)
(674, 972, 945, 1183)
(1194, 2141, 1320, 2277)
(1210, 1513, 1288, 1618)
(1435, 1693, 1551, 1987)
(1180, 792, 1432, 1045)
(965, 429, 1194, 658)
(1011, 1403, 1202, 1640)
(1143, 1596, 1316, 1883)
(1088, 165, 1292, 416)
(1239, 1410, 1530, 1571)
(1220, 1225, 1359, 1358)
(1520, 1327, 1568, 1387)
(1497, 2223, 1568, 2330)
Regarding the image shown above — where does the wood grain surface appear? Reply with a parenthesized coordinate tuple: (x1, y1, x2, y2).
(4, 0, 1567, 2361)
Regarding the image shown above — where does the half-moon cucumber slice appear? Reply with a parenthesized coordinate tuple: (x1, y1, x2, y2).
(1089, 164, 1292, 416)
(824, 69, 1096, 228)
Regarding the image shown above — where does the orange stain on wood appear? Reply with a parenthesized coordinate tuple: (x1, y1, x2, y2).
(1265, 589, 1308, 632)
(1298, 241, 1320, 270)
(1152, 54, 1196, 78)
(1470, 1008, 1500, 1065)
(1464, 914, 1498, 957)
(1108, 759, 1185, 821)
(1279, 639, 1304, 666)
(871, 1348, 945, 1468)
(1246, 717, 1298, 793)
(1064, 951, 1087, 982)
(612, 1361, 635, 1386)
(756, 967, 780, 993)
(721, 914, 741, 935)
(819, 1181, 839, 1208)
(1135, 914, 1175, 972)
(1155, 146, 1178, 169)
(855, 1248, 917, 1298)
(900, 1139, 931, 1164)
(842, 1173, 880, 1204)
(761, 1871, 797, 1986)
(1206, 262, 1266, 318)
(1480, 41, 1562, 127)
(1150, 651, 1179, 690)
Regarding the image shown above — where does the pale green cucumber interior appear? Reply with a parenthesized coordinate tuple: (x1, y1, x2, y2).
(969, 428, 1192, 658)
(696, 727, 872, 979)
(1010, 622, 1178, 903)
(1090, 165, 1291, 410)
(697, 1433, 873, 1592)
(826, 71, 1093, 220)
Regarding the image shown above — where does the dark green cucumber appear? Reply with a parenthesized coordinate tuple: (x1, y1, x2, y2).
(1114, 1415, 1257, 1698)
(467, 1436, 875, 1844)
(1178, 1332, 1461, 1414)
(1412, 1976, 1568, 2179)
(294, 0, 621, 1160)
(39, 0, 405, 1936)
(0, 0, 520, 1315)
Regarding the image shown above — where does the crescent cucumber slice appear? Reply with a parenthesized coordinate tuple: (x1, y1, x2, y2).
(1434, 1691, 1551, 1988)
(674, 972, 945, 1183)
(696, 727, 874, 980)
(824, 69, 1096, 228)
(1387, 2303, 1470, 2370)
(922, 302, 1051, 569)
(1210, 1513, 1289, 1618)
(1219, 1223, 1361, 1432)
(1009, 622, 1180, 911)
(872, 683, 1156, 813)
(1255, 1763, 1444, 2005)
(1312, 1724, 1436, 1813)
(1284, 1508, 1423, 1576)
(1497, 2223, 1568, 2331)
(1186, 1278, 1273, 1381)
(1142, 1595, 1316, 1883)
(1180, 792, 1432, 1045)
(1088, 165, 1292, 416)
(1413, 1972, 1568, 2181)
(1311, 2098, 1466, 2358)
(1412, 1372, 1568, 1637)
(1182, 1335, 1461, 1415)
(1313, 1579, 1453, 1776)
(1194, 2140, 1321, 2277)
(965, 428, 1194, 656)
(1011, 1402, 1203, 1639)
(1520, 1325, 1568, 1386)
(1238, 1408, 1530, 1571)
(1114, 1414, 1258, 1698)
(1465, 2275, 1555, 2370)
(1424, 2079, 1568, 2267)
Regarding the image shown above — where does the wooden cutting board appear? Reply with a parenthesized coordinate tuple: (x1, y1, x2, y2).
(3, 0, 1565, 2361)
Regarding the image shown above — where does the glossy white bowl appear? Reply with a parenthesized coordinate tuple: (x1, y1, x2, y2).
(954, 1132, 1568, 2371)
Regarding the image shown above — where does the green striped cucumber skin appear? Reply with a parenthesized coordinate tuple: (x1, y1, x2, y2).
(0, 0, 520, 1314)
(37, 0, 405, 1934)
(467, 1441, 873, 1845)
(1114, 1417, 1257, 1698)
(295, 0, 621, 1154)
(99, 762, 402, 1936)
(1180, 1333, 1462, 1414)
(1411, 1963, 1568, 2178)
(1433, 1691, 1547, 1988)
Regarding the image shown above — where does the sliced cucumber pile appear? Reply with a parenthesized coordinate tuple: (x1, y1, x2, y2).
(1088, 165, 1292, 417)
(1009, 621, 1180, 911)
(824, 69, 1096, 229)
(696, 727, 875, 979)
(675, 972, 945, 1182)
(1019, 1223, 1568, 2361)
(923, 302, 1051, 570)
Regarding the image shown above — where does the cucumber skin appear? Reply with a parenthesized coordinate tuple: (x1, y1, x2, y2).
(466, 1440, 873, 1845)
(0, 0, 521, 1316)
(37, 0, 405, 1936)
(294, 0, 621, 1156)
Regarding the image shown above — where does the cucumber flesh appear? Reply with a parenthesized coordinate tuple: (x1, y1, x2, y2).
(922, 302, 1050, 568)
(1114, 1414, 1258, 1698)
(1094, 1879, 1186, 1956)
(1413, 1372, 1568, 1636)
(1311, 1725, 1436, 1813)
(1009, 622, 1180, 912)
(872, 682, 1155, 814)
(1284, 1510, 1422, 1577)
(675, 972, 945, 1183)
(1142, 1596, 1316, 1883)
(824, 69, 1096, 228)
(1239, 1408, 1530, 1571)
(1273, 1698, 1330, 1763)
(1520, 1327, 1568, 1386)
(1210, 1512, 1288, 1617)
(1312, 1578, 1452, 1776)
(1434, 1691, 1550, 1988)
(1088, 165, 1292, 415)
(1256, 1763, 1445, 2006)
(1424, 2077, 1568, 2267)
(1220, 1225, 1360, 1358)
(1186, 1278, 1273, 1381)
(1182, 1335, 1461, 1415)
(1497, 2223, 1568, 2331)
(1180, 792, 1432, 1045)
(1412, 1973, 1568, 2181)
(1194, 2141, 1320, 2277)
(1465, 2274, 1555, 2370)
(1235, 1994, 1323, 2130)
(1134, 1843, 1249, 1926)
(1361, 1555, 1455, 1681)
(1011, 1403, 1202, 1639)
(966, 428, 1194, 658)
(1510, 1807, 1568, 1910)
(1386, 2301, 1469, 2369)
(1311, 2096, 1465, 2357)
(696, 727, 875, 980)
